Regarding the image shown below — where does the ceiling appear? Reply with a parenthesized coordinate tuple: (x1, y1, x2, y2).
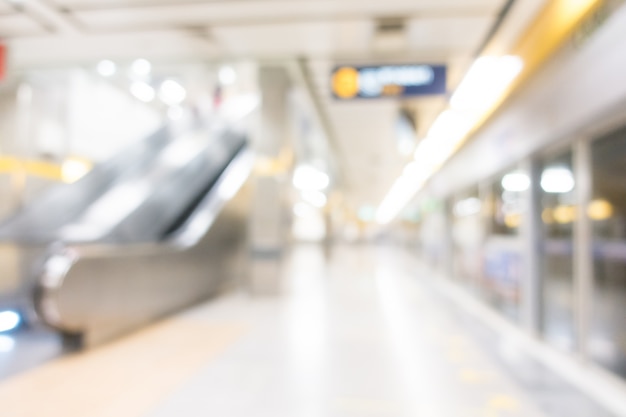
(0, 0, 546, 210)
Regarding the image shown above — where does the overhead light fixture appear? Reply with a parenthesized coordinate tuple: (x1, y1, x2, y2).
(159, 79, 187, 106)
(501, 171, 530, 192)
(427, 109, 477, 141)
(376, 176, 423, 224)
(0, 311, 20, 333)
(375, 55, 524, 226)
(130, 82, 155, 102)
(131, 58, 151, 76)
(541, 166, 575, 193)
(450, 55, 523, 113)
(292, 165, 329, 191)
(96, 60, 116, 77)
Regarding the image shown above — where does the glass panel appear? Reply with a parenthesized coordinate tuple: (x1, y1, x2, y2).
(540, 151, 577, 351)
(450, 187, 484, 292)
(483, 168, 527, 321)
(590, 126, 626, 380)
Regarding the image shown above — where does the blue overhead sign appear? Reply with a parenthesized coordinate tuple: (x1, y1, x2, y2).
(331, 64, 446, 100)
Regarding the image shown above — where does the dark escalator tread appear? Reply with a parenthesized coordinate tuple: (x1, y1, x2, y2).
(158, 141, 247, 239)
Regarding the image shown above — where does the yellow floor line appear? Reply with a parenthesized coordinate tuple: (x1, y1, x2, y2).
(0, 317, 247, 417)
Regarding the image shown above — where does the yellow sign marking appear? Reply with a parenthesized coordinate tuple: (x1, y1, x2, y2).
(332, 67, 360, 99)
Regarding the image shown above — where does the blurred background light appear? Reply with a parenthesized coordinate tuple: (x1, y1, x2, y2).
(130, 81, 155, 102)
(502, 171, 530, 192)
(541, 166, 575, 193)
(131, 58, 151, 76)
(453, 197, 482, 217)
(219, 66, 237, 86)
(159, 80, 187, 105)
(451, 55, 523, 112)
(62, 157, 92, 183)
(292, 165, 329, 191)
(588, 199, 613, 221)
(96, 60, 116, 77)
(0, 311, 20, 333)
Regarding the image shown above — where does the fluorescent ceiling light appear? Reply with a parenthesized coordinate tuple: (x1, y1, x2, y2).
(0, 311, 20, 332)
(450, 55, 523, 112)
(376, 176, 423, 224)
(97, 60, 116, 77)
(159, 80, 187, 106)
(541, 167, 575, 193)
(501, 171, 530, 192)
(131, 58, 151, 76)
(130, 82, 155, 102)
(293, 165, 329, 191)
(427, 109, 477, 141)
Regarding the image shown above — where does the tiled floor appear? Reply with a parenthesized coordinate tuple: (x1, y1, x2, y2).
(0, 244, 620, 417)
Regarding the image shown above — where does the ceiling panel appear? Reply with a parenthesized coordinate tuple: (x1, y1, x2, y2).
(407, 16, 494, 51)
(72, 0, 500, 31)
(9, 30, 219, 66)
(214, 20, 373, 56)
(0, 15, 47, 37)
(0, 2, 15, 14)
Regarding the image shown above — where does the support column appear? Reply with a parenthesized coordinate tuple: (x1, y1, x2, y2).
(248, 66, 291, 294)
(521, 158, 543, 336)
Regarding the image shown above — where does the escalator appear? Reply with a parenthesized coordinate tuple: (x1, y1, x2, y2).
(0, 117, 253, 347)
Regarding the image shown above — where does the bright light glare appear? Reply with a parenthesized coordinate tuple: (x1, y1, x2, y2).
(219, 94, 260, 121)
(0, 311, 20, 332)
(376, 176, 423, 224)
(451, 55, 523, 112)
(219, 66, 237, 85)
(588, 199, 613, 221)
(0, 335, 15, 352)
(293, 165, 329, 191)
(501, 171, 530, 192)
(453, 197, 482, 217)
(131, 58, 151, 76)
(428, 110, 477, 140)
(130, 82, 155, 102)
(62, 158, 91, 183)
(541, 167, 575, 193)
(97, 60, 116, 77)
(301, 190, 327, 208)
(159, 80, 187, 105)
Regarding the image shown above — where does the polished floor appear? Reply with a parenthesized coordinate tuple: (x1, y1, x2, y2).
(0, 244, 619, 417)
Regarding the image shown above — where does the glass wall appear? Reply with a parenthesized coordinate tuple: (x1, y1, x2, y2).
(539, 151, 577, 351)
(450, 187, 484, 293)
(590, 126, 626, 380)
(482, 168, 527, 321)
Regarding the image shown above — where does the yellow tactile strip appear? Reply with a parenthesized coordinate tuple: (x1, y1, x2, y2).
(0, 318, 247, 417)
